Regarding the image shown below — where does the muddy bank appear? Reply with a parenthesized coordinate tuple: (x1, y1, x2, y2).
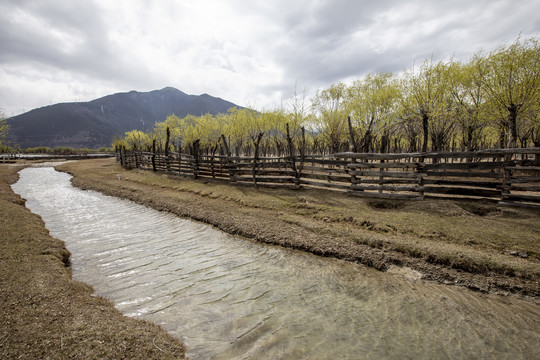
(58, 159, 540, 299)
(0, 163, 186, 359)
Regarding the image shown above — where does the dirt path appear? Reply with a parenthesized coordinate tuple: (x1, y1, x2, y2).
(58, 159, 540, 299)
(0, 163, 186, 359)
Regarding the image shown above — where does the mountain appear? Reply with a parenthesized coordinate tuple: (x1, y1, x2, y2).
(5, 87, 240, 149)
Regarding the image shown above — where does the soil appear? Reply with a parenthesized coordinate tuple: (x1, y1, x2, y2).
(0, 163, 186, 359)
(57, 158, 540, 300)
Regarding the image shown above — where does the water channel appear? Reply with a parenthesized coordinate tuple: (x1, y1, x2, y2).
(12, 166, 540, 359)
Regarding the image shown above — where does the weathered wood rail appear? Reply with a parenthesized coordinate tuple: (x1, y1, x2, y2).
(116, 147, 540, 208)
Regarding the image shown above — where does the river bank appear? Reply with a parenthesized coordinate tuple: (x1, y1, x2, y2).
(0, 163, 186, 359)
(58, 158, 539, 299)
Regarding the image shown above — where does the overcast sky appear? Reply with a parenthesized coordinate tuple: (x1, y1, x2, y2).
(1, 0, 539, 117)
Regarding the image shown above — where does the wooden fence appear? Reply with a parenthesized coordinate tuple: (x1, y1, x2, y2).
(116, 147, 540, 208)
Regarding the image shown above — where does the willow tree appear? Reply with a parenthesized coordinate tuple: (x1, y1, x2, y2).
(124, 130, 151, 151)
(474, 37, 540, 148)
(225, 107, 265, 156)
(400, 58, 454, 152)
(0, 108, 9, 151)
(446, 61, 491, 150)
(163, 114, 184, 150)
(346, 72, 400, 152)
(521, 101, 540, 147)
(311, 83, 348, 153)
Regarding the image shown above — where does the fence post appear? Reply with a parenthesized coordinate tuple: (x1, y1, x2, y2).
(193, 140, 200, 179)
(378, 158, 384, 194)
(165, 127, 170, 172)
(417, 156, 425, 200)
(299, 126, 306, 179)
(286, 123, 299, 186)
(118, 146, 124, 167)
(252, 132, 264, 186)
(178, 143, 182, 176)
(349, 155, 357, 192)
(502, 153, 512, 200)
(152, 140, 157, 172)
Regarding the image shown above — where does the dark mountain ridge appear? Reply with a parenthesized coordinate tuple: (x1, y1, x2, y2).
(6, 87, 239, 149)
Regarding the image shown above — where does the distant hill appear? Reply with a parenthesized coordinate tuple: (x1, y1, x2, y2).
(6, 87, 240, 149)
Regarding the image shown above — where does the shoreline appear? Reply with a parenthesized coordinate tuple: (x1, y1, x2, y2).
(0, 163, 186, 359)
(58, 158, 540, 300)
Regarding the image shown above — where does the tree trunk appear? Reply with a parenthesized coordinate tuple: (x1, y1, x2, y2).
(286, 123, 298, 184)
(380, 131, 389, 153)
(347, 116, 358, 152)
(507, 104, 518, 148)
(466, 125, 473, 151)
(498, 128, 506, 149)
(220, 134, 231, 157)
(421, 112, 429, 152)
(362, 129, 372, 153)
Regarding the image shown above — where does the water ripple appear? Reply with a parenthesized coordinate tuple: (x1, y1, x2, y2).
(12, 167, 540, 360)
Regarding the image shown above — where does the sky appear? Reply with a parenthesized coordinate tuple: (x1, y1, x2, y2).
(1, 0, 539, 117)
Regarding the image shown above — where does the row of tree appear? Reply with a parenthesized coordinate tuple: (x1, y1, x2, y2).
(115, 37, 539, 157)
(0, 109, 9, 152)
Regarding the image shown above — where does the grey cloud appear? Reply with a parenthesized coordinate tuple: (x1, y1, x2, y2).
(272, 0, 539, 93)
(1, 0, 539, 116)
(0, 0, 165, 91)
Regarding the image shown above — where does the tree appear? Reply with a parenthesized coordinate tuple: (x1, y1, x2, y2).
(311, 83, 348, 153)
(400, 58, 454, 152)
(474, 37, 540, 148)
(0, 108, 10, 151)
(124, 130, 151, 151)
(346, 72, 400, 152)
(447, 61, 491, 150)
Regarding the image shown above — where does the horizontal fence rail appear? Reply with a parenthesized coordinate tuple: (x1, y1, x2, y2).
(116, 148, 540, 208)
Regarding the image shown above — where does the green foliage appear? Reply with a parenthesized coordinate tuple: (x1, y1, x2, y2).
(124, 130, 151, 151)
(0, 108, 9, 149)
(24, 146, 53, 154)
(52, 146, 76, 154)
(311, 83, 348, 153)
(346, 72, 400, 152)
(118, 37, 538, 154)
(473, 37, 540, 147)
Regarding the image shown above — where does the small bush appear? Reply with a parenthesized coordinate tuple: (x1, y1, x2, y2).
(53, 146, 76, 155)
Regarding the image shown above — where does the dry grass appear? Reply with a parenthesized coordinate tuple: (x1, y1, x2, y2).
(58, 158, 540, 297)
(0, 163, 186, 359)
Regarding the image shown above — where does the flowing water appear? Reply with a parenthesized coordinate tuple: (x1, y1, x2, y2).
(12, 167, 540, 360)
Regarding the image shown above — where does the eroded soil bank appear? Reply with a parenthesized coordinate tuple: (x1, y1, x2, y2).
(0, 163, 186, 359)
(58, 158, 540, 299)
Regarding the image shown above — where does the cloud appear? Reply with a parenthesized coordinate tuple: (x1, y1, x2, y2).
(0, 0, 538, 116)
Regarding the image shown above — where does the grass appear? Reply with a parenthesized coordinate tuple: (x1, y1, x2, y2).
(58, 158, 540, 296)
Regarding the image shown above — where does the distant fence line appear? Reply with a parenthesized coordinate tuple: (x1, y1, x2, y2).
(116, 147, 540, 208)
(0, 152, 114, 163)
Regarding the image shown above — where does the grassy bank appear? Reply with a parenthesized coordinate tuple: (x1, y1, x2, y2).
(0, 163, 185, 359)
(58, 158, 540, 298)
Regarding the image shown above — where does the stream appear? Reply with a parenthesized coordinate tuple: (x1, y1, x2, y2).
(12, 166, 540, 359)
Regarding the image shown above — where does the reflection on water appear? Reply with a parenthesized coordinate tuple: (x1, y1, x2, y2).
(12, 167, 540, 360)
